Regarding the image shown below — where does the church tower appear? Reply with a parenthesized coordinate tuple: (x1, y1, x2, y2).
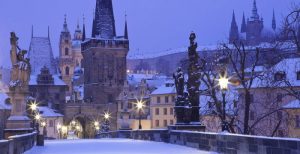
(246, 0, 264, 45)
(59, 15, 74, 95)
(82, 0, 129, 130)
(229, 11, 239, 44)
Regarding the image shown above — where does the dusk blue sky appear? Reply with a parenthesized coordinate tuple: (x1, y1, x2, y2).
(0, 0, 297, 67)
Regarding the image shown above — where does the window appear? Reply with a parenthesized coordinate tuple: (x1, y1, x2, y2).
(165, 96, 169, 103)
(155, 120, 159, 127)
(297, 72, 300, 80)
(276, 93, 283, 102)
(296, 115, 300, 128)
(157, 97, 161, 103)
(170, 108, 174, 115)
(170, 120, 174, 125)
(164, 120, 168, 127)
(274, 72, 286, 81)
(65, 39, 69, 44)
(65, 48, 69, 55)
(250, 111, 255, 120)
(172, 96, 175, 102)
(49, 120, 53, 127)
(128, 103, 132, 109)
(164, 108, 167, 115)
(155, 108, 159, 115)
(121, 102, 124, 109)
(65, 66, 70, 75)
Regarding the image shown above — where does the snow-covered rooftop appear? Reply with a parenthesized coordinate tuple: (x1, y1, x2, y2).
(29, 75, 66, 86)
(38, 106, 63, 118)
(151, 84, 176, 95)
(127, 73, 168, 88)
(28, 37, 57, 75)
(249, 58, 300, 88)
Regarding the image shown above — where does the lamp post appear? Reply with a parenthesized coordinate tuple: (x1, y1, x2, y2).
(94, 121, 100, 137)
(29, 101, 38, 130)
(136, 100, 144, 130)
(218, 75, 230, 132)
(103, 112, 110, 132)
(41, 121, 47, 136)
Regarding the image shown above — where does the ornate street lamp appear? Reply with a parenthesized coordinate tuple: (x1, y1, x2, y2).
(218, 74, 230, 132)
(136, 100, 144, 130)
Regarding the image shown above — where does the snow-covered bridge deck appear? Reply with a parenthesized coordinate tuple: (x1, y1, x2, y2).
(25, 139, 213, 154)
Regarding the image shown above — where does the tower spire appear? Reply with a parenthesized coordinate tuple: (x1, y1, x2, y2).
(272, 9, 276, 31)
(251, 0, 259, 20)
(92, 0, 116, 39)
(31, 25, 34, 38)
(63, 14, 69, 32)
(124, 13, 128, 39)
(48, 26, 50, 39)
(82, 14, 86, 41)
(229, 10, 239, 44)
(241, 12, 247, 33)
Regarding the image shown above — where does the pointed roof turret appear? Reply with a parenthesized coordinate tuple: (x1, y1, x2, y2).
(31, 25, 34, 38)
(92, 0, 116, 39)
(63, 14, 69, 32)
(48, 26, 50, 39)
(82, 15, 86, 41)
(250, 0, 260, 21)
(229, 11, 239, 44)
(241, 12, 247, 33)
(272, 9, 276, 31)
(124, 14, 128, 39)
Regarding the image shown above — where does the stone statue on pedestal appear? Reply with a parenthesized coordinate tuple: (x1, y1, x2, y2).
(5, 32, 32, 138)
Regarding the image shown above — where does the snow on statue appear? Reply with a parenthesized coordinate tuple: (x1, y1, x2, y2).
(9, 32, 31, 89)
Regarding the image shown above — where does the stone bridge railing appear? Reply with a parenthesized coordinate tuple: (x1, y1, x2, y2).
(0, 132, 36, 154)
(102, 130, 300, 154)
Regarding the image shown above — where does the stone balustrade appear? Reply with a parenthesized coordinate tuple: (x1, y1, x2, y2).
(105, 130, 300, 154)
(0, 132, 36, 154)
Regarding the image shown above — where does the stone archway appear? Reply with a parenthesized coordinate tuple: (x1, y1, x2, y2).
(67, 113, 93, 139)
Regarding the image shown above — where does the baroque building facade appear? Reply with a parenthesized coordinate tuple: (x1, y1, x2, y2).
(59, 16, 85, 96)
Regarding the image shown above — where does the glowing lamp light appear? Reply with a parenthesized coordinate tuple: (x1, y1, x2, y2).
(94, 121, 99, 127)
(218, 76, 229, 91)
(76, 125, 80, 131)
(136, 101, 144, 110)
(95, 126, 100, 130)
(29, 101, 38, 111)
(71, 120, 76, 125)
(104, 112, 110, 120)
(35, 114, 41, 121)
(62, 126, 68, 134)
(41, 121, 46, 127)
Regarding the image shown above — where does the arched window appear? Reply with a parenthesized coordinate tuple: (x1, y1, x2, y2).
(274, 71, 286, 81)
(65, 66, 70, 75)
(297, 71, 300, 80)
(65, 48, 69, 56)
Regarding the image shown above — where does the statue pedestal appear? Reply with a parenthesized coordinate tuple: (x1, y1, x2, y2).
(168, 124, 206, 132)
(4, 88, 33, 138)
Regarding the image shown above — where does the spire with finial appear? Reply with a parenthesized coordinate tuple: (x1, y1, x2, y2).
(241, 12, 247, 33)
(48, 26, 50, 38)
(92, 0, 116, 39)
(82, 14, 86, 41)
(272, 9, 276, 31)
(31, 25, 34, 38)
(63, 14, 69, 32)
(251, 0, 259, 21)
(229, 10, 239, 44)
(124, 13, 128, 39)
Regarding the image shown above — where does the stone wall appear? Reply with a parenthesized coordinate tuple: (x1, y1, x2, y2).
(106, 130, 300, 154)
(0, 132, 36, 154)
